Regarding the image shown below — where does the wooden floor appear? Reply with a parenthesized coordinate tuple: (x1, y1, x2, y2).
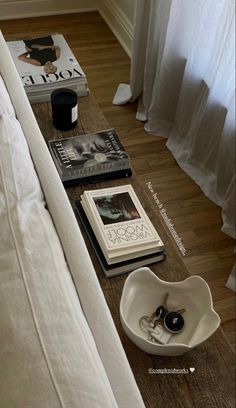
(1, 12, 235, 349)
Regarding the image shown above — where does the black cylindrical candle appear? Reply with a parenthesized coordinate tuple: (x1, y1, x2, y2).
(51, 88, 78, 131)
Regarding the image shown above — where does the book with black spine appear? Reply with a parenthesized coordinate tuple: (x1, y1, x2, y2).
(48, 128, 132, 185)
(75, 201, 166, 277)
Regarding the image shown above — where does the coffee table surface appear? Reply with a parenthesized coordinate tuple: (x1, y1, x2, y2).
(32, 95, 235, 408)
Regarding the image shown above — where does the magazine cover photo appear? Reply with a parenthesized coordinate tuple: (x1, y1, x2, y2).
(7, 34, 86, 85)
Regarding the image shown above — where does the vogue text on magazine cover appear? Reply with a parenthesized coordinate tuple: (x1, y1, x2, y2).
(7, 34, 86, 86)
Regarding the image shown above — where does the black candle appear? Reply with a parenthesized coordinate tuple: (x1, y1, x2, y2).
(51, 88, 78, 131)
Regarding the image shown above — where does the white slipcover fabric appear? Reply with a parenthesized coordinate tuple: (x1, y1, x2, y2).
(0, 75, 15, 117)
(0, 31, 145, 408)
(0, 112, 119, 408)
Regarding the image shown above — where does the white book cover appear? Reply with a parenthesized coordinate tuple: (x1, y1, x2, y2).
(81, 199, 161, 264)
(82, 185, 164, 254)
(7, 34, 86, 89)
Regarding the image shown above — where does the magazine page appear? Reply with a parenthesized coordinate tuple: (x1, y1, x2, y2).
(7, 34, 86, 87)
(48, 129, 130, 180)
(82, 185, 164, 252)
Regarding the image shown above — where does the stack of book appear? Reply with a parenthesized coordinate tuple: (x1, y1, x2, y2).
(48, 128, 132, 186)
(7, 34, 88, 103)
(76, 184, 165, 277)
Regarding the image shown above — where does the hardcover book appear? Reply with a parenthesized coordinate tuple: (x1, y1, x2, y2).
(76, 201, 166, 277)
(48, 129, 132, 185)
(7, 34, 88, 103)
(80, 184, 164, 265)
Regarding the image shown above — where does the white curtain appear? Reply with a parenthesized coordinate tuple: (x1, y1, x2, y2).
(113, 0, 235, 239)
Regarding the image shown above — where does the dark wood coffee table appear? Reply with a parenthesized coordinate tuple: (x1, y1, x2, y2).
(32, 95, 235, 408)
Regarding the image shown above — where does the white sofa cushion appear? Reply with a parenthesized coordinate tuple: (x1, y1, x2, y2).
(0, 112, 118, 408)
(0, 75, 15, 117)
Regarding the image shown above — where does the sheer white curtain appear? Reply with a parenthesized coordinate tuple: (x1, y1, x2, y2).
(114, 0, 235, 239)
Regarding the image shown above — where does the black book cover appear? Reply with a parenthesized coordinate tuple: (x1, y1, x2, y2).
(48, 128, 132, 183)
(63, 168, 132, 187)
(75, 201, 166, 278)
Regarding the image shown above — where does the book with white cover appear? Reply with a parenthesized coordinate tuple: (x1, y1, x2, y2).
(7, 34, 88, 102)
(81, 185, 164, 264)
(76, 200, 166, 277)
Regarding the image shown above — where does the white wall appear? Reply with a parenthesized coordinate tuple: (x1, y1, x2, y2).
(99, 0, 136, 57)
(0, 0, 136, 57)
(112, 0, 136, 23)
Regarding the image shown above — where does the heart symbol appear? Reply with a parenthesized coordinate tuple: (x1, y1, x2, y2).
(189, 367, 195, 373)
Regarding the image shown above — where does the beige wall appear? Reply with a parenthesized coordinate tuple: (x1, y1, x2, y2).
(0, 0, 98, 20)
(100, 0, 135, 57)
(112, 0, 136, 23)
(0, 0, 136, 24)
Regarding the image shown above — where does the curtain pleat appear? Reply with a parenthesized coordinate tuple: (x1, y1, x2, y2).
(113, 0, 235, 238)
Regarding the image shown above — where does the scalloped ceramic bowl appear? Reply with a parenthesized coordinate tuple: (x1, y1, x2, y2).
(120, 267, 220, 356)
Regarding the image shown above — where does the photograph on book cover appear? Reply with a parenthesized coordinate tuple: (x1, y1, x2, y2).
(56, 130, 128, 168)
(93, 192, 140, 225)
(7, 34, 86, 86)
(48, 129, 131, 182)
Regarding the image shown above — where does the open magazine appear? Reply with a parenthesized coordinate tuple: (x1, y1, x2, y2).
(7, 34, 88, 102)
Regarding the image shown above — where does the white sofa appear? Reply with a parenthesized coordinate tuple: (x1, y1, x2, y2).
(0, 31, 145, 408)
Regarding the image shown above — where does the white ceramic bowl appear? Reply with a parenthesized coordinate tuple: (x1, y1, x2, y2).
(120, 267, 220, 356)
